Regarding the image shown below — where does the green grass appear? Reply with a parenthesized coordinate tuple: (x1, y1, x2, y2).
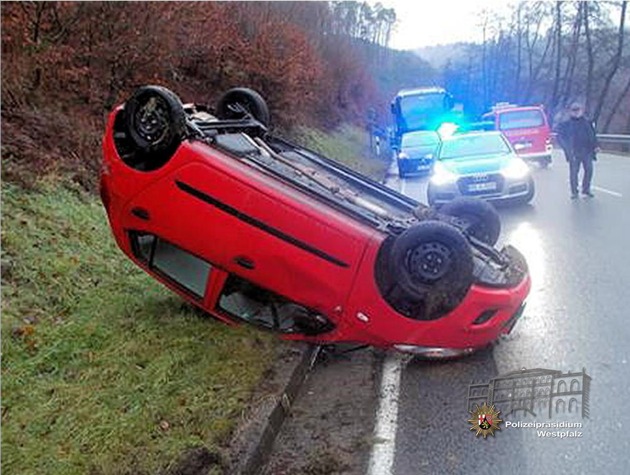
(295, 125, 389, 180)
(1, 181, 276, 475)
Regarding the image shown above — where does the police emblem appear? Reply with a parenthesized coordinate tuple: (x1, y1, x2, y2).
(468, 402, 502, 438)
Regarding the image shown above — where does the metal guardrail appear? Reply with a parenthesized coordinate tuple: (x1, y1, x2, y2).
(551, 133, 630, 150)
(596, 134, 630, 144)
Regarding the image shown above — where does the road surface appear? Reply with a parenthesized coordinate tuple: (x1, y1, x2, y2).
(374, 150, 630, 474)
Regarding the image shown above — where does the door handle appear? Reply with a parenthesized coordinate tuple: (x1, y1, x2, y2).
(234, 256, 255, 270)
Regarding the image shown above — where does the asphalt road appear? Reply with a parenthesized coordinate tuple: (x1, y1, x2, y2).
(383, 150, 630, 474)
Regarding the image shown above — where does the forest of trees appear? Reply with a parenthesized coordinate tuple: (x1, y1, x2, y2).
(1, 1, 406, 189)
(442, 1, 629, 131)
(1, 1, 628, 190)
(1, 1, 399, 125)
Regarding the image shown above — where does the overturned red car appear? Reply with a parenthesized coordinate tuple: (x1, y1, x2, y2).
(100, 85, 530, 358)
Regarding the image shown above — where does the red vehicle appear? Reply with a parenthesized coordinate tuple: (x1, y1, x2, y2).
(482, 104, 553, 167)
(100, 85, 531, 358)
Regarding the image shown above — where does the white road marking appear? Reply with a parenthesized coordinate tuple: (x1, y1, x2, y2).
(400, 177, 407, 196)
(592, 185, 623, 198)
(367, 354, 405, 475)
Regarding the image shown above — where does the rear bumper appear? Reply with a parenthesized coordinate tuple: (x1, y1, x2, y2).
(392, 302, 525, 357)
(398, 158, 434, 175)
(385, 275, 532, 353)
(518, 151, 552, 161)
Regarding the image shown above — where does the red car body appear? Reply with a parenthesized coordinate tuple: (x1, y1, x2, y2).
(101, 89, 530, 357)
(482, 105, 553, 166)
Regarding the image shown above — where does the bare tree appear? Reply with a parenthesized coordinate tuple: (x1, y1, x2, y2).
(593, 1, 627, 125)
(583, 1, 596, 112)
(560, 2, 583, 106)
(549, 1, 564, 109)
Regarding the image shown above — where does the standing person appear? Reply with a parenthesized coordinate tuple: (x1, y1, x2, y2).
(556, 102, 599, 199)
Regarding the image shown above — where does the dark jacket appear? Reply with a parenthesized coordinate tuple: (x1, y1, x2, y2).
(557, 117, 598, 160)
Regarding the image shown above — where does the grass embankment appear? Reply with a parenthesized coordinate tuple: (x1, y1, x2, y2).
(295, 125, 390, 180)
(1, 182, 275, 474)
(0, 124, 386, 474)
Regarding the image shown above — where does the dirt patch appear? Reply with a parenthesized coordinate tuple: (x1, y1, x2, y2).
(1, 106, 102, 191)
(162, 447, 222, 475)
(223, 344, 315, 474)
(261, 347, 380, 475)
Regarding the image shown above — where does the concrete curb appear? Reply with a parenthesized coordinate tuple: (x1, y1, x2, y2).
(228, 343, 320, 475)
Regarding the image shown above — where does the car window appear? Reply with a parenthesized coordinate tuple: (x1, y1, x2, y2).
(440, 134, 511, 159)
(498, 110, 544, 130)
(217, 274, 333, 335)
(399, 94, 444, 116)
(401, 132, 439, 147)
(130, 232, 211, 298)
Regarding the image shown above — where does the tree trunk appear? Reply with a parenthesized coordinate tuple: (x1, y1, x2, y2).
(561, 3, 582, 106)
(515, 4, 522, 101)
(550, 1, 563, 110)
(584, 1, 595, 112)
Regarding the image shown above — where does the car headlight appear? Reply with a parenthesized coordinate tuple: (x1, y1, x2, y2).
(501, 158, 530, 179)
(430, 161, 458, 185)
(437, 122, 458, 139)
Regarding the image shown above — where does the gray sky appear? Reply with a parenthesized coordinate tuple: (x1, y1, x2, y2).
(380, 0, 514, 50)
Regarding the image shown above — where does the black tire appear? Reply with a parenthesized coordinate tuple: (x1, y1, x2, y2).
(426, 185, 437, 207)
(216, 87, 270, 126)
(439, 197, 501, 246)
(521, 177, 535, 204)
(125, 85, 185, 155)
(397, 160, 406, 179)
(390, 221, 473, 308)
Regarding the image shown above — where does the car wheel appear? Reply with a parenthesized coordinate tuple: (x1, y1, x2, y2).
(427, 185, 437, 207)
(125, 85, 185, 156)
(216, 88, 270, 126)
(521, 177, 535, 204)
(439, 197, 501, 246)
(391, 221, 473, 310)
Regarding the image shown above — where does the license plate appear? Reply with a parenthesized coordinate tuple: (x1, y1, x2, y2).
(468, 182, 497, 192)
(515, 141, 532, 150)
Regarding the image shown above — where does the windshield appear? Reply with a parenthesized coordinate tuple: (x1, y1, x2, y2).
(498, 110, 544, 130)
(440, 134, 511, 160)
(400, 93, 445, 115)
(401, 131, 440, 148)
(398, 93, 446, 129)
